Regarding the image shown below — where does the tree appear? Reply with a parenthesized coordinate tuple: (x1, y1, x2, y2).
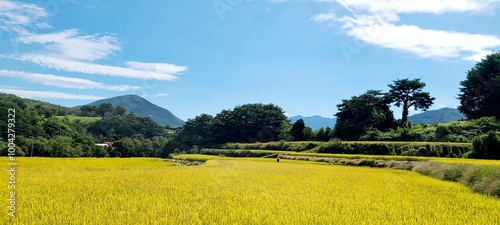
(458, 52, 500, 119)
(114, 105, 127, 116)
(49, 136, 80, 157)
(315, 128, 330, 142)
(213, 103, 287, 143)
(113, 138, 136, 157)
(303, 127, 315, 141)
(334, 90, 396, 140)
(178, 114, 215, 147)
(278, 120, 293, 141)
(325, 127, 334, 141)
(290, 119, 306, 141)
(472, 131, 500, 159)
(80, 105, 98, 117)
(387, 78, 435, 126)
(98, 103, 114, 117)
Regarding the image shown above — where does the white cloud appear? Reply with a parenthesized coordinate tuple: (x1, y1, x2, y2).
(9, 54, 183, 80)
(311, 13, 337, 22)
(124, 61, 188, 75)
(313, 0, 500, 61)
(269, 0, 287, 3)
(0, 88, 104, 100)
(342, 23, 500, 59)
(0, 69, 139, 91)
(316, 0, 500, 14)
(143, 93, 169, 98)
(18, 29, 121, 61)
(0, 0, 189, 84)
(0, 0, 49, 33)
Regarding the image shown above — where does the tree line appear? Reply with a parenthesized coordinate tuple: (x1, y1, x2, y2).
(0, 95, 171, 157)
(1, 52, 499, 158)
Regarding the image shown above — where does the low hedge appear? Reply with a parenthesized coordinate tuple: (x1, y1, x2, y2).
(317, 141, 472, 158)
(221, 141, 473, 158)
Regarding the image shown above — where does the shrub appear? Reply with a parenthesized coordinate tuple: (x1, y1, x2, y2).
(435, 125, 450, 141)
(472, 131, 500, 159)
(316, 139, 350, 154)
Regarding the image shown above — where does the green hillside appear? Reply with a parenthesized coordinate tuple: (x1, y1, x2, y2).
(409, 108, 465, 124)
(79, 95, 184, 127)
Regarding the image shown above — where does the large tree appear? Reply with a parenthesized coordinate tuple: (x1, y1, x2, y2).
(334, 90, 396, 140)
(177, 114, 216, 148)
(213, 103, 287, 143)
(290, 119, 306, 141)
(458, 52, 500, 119)
(387, 78, 435, 126)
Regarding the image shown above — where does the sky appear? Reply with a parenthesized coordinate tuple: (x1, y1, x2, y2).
(0, 0, 499, 121)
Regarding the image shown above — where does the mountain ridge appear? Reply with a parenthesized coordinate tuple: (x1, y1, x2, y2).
(288, 115, 336, 130)
(77, 95, 184, 127)
(408, 107, 465, 124)
(288, 108, 466, 130)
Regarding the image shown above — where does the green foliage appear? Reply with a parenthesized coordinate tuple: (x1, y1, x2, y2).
(315, 128, 330, 142)
(291, 119, 306, 141)
(88, 111, 165, 140)
(458, 51, 500, 119)
(171, 103, 288, 151)
(0, 94, 172, 158)
(472, 131, 500, 159)
(278, 121, 293, 141)
(112, 138, 136, 157)
(49, 136, 81, 157)
(334, 90, 396, 140)
(387, 78, 435, 126)
(176, 114, 215, 148)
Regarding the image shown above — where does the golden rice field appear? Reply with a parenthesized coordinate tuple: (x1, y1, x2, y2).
(2, 157, 500, 225)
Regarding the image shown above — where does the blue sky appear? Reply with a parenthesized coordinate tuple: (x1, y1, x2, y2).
(1, 0, 499, 121)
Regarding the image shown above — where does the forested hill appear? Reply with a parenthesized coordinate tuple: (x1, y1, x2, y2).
(78, 95, 184, 127)
(0, 93, 171, 157)
(409, 108, 465, 124)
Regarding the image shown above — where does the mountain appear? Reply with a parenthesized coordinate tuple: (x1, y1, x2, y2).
(289, 115, 336, 130)
(408, 108, 465, 124)
(79, 95, 184, 127)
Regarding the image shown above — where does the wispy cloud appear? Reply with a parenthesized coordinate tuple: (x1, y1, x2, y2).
(311, 13, 337, 22)
(0, 88, 104, 100)
(124, 61, 188, 75)
(313, 0, 500, 61)
(18, 29, 121, 61)
(8, 54, 183, 80)
(0, 0, 188, 84)
(0, 69, 139, 91)
(143, 93, 169, 98)
(0, 0, 49, 33)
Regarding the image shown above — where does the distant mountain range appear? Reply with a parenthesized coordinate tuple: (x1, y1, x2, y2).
(289, 108, 465, 130)
(78, 95, 185, 127)
(408, 107, 465, 124)
(288, 115, 336, 130)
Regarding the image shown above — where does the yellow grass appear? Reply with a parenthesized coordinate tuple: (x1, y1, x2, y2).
(430, 157, 500, 166)
(2, 157, 499, 224)
(209, 149, 500, 166)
